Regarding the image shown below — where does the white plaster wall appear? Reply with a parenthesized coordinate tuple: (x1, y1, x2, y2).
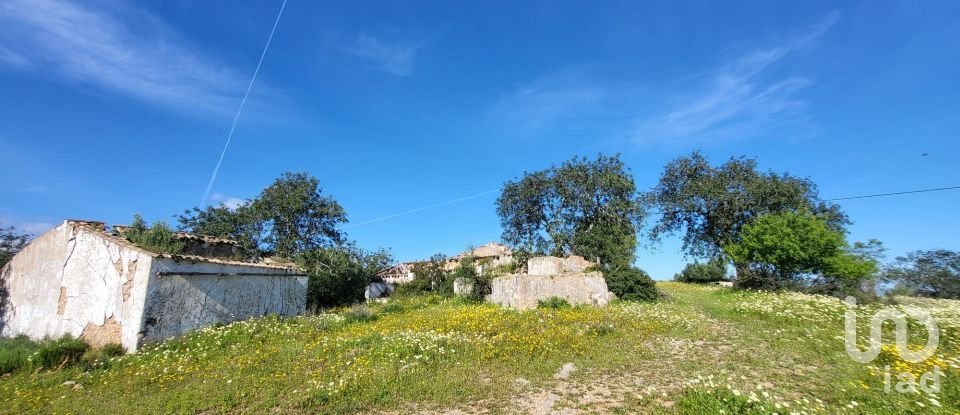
(141, 258, 306, 343)
(0, 223, 154, 351)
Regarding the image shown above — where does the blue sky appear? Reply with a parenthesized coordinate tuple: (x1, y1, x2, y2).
(1, 0, 958, 279)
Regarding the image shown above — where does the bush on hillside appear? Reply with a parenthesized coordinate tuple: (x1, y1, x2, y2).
(33, 335, 89, 370)
(297, 244, 393, 310)
(605, 266, 658, 301)
(0, 335, 38, 374)
(0, 336, 130, 374)
(396, 253, 452, 296)
(451, 256, 496, 302)
(674, 258, 728, 283)
(345, 304, 376, 323)
(537, 296, 572, 309)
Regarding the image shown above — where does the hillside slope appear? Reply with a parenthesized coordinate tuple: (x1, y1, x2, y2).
(2, 283, 957, 414)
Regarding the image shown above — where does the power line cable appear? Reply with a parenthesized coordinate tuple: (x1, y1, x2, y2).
(343, 189, 498, 229)
(824, 185, 960, 201)
(345, 185, 960, 230)
(200, 0, 288, 208)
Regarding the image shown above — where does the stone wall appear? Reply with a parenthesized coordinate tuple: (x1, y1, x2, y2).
(453, 277, 474, 296)
(527, 255, 594, 276)
(486, 272, 613, 309)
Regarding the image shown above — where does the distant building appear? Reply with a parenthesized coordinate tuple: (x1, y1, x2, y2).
(374, 263, 417, 285)
(374, 242, 514, 285)
(444, 242, 513, 274)
(0, 220, 307, 351)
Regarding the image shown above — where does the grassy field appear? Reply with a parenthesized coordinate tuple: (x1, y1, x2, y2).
(1, 282, 958, 414)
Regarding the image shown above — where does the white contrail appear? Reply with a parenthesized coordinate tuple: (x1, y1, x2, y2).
(199, 0, 288, 208)
(343, 189, 499, 229)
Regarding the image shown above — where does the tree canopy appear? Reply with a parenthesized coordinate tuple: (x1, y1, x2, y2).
(0, 224, 31, 268)
(723, 210, 878, 293)
(496, 154, 645, 267)
(647, 151, 847, 271)
(883, 249, 960, 299)
(297, 243, 393, 309)
(178, 172, 347, 259)
(674, 258, 728, 283)
(119, 214, 185, 255)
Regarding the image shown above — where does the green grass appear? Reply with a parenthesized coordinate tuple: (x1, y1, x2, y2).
(0, 283, 957, 414)
(0, 335, 128, 378)
(0, 335, 39, 375)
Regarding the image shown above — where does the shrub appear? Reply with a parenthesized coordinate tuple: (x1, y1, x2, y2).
(605, 266, 658, 301)
(345, 305, 376, 323)
(451, 256, 494, 302)
(79, 343, 126, 370)
(411, 253, 453, 295)
(379, 302, 405, 315)
(537, 296, 571, 309)
(98, 343, 126, 358)
(0, 335, 38, 374)
(33, 336, 89, 369)
(298, 244, 393, 310)
(1, 336, 128, 373)
(392, 281, 429, 297)
(119, 214, 185, 255)
(674, 258, 727, 283)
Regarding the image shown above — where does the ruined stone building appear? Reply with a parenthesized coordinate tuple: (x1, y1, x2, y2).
(444, 242, 513, 274)
(375, 242, 513, 285)
(0, 220, 307, 351)
(486, 255, 614, 309)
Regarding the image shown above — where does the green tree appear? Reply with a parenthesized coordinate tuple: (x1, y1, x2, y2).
(176, 204, 261, 257)
(178, 172, 347, 258)
(297, 244, 393, 309)
(882, 250, 959, 299)
(496, 154, 645, 268)
(675, 258, 728, 283)
(648, 151, 847, 279)
(450, 255, 497, 301)
(0, 225, 31, 268)
(723, 211, 877, 293)
(395, 253, 451, 296)
(253, 172, 346, 257)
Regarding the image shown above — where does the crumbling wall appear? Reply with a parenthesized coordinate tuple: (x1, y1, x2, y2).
(453, 277, 474, 296)
(141, 258, 307, 343)
(486, 272, 614, 309)
(177, 236, 245, 260)
(486, 255, 612, 309)
(0, 222, 154, 351)
(527, 255, 594, 276)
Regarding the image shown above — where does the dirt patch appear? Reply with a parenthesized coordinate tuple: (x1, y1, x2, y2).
(81, 316, 122, 347)
(57, 286, 67, 315)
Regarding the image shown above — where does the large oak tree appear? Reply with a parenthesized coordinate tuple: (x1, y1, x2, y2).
(178, 172, 346, 258)
(496, 154, 646, 267)
(647, 151, 848, 278)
